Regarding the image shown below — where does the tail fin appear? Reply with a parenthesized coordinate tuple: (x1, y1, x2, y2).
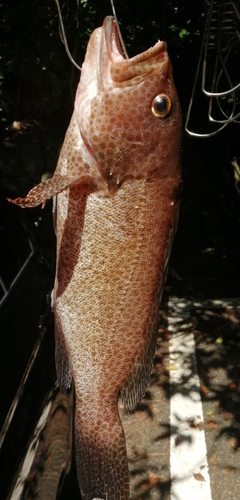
(74, 402, 129, 500)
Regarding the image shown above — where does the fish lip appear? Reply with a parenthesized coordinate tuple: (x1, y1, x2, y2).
(104, 16, 125, 62)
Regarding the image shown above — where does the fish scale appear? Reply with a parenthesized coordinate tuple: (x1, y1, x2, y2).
(9, 16, 182, 500)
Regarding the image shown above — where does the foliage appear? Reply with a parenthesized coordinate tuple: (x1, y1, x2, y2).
(0, 0, 206, 132)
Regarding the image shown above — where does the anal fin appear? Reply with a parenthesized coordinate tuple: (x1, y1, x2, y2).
(121, 292, 161, 413)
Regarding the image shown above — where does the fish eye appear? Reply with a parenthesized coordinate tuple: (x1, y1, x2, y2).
(151, 94, 172, 119)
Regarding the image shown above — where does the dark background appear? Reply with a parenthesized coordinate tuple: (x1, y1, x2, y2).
(1, 0, 240, 298)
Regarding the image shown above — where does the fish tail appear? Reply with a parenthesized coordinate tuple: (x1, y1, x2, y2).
(74, 401, 129, 500)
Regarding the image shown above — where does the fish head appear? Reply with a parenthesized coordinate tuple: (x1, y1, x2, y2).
(75, 16, 182, 193)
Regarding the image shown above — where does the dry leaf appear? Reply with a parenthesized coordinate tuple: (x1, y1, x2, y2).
(135, 410, 147, 421)
(141, 474, 160, 491)
(209, 455, 217, 464)
(201, 385, 209, 394)
(175, 436, 180, 446)
(206, 419, 218, 430)
(223, 412, 232, 421)
(230, 438, 238, 450)
(189, 422, 196, 429)
(189, 420, 204, 431)
(141, 482, 150, 491)
(148, 474, 161, 485)
(229, 382, 237, 390)
(196, 421, 205, 431)
(207, 422, 218, 429)
(193, 472, 205, 482)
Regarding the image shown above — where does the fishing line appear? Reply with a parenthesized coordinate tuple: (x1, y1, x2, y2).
(110, 0, 129, 58)
(53, 0, 128, 69)
(53, 0, 81, 71)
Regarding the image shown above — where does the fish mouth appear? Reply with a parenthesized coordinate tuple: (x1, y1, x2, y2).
(103, 16, 168, 84)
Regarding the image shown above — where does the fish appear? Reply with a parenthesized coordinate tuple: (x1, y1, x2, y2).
(9, 16, 182, 500)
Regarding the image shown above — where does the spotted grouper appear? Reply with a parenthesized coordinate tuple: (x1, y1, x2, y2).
(9, 16, 182, 500)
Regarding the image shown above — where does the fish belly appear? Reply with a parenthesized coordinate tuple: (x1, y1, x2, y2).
(54, 175, 180, 500)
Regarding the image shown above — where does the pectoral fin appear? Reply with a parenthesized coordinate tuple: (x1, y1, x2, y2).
(7, 112, 100, 208)
(7, 174, 91, 208)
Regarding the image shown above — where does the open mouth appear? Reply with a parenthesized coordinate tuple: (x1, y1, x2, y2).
(103, 15, 168, 84)
(104, 16, 126, 62)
